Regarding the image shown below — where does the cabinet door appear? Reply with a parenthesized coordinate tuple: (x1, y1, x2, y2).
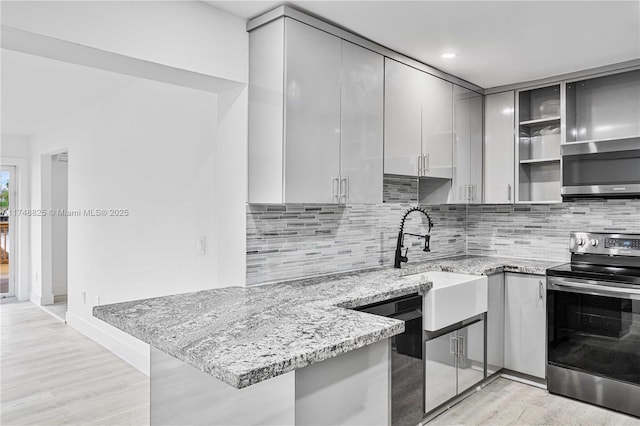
(504, 273, 546, 379)
(457, 320, 485, 394)
(450, 85, 483, 203)
(487, 273, 505, 374)
(384, 58, 423, 176)
(484, 91, 515, 204)
(422, 73, 453, 179)
(469, 91, 484, 203)
(284, 19, 341, 203)
(340, 41, 384, 204)
(425, 332, 457, 412)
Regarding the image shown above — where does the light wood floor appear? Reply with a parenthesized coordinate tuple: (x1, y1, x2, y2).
(1, 301, 149, 425)
(428, 377, 640, 426)
(2, 301, 639, 426)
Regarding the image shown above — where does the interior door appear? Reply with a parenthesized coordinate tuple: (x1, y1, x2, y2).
(284, 18, 341, 203)
(0, 166, 15, 298)
(340, 40, 384, 204)
(384, 58, 423, 176)
(421, 73, 453, 179)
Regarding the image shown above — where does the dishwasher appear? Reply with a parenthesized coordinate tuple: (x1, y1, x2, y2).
(356, 293, 423, 426)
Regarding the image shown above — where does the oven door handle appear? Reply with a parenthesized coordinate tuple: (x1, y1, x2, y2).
(548, 276, 640, 300)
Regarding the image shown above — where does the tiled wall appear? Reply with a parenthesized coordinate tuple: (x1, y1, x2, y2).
(382, 175, 419, 204)
(246, 203, 466, 285)
(247, 199, 640, 285)
(467, 199, 640, 261)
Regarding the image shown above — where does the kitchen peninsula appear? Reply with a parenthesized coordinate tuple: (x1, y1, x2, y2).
(93, 256, 559, 425)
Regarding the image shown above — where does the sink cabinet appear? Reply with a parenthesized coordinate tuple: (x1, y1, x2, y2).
(425, 317, 485, 413)
(248, 18, 383, 204)
(504, 273, 546, 379)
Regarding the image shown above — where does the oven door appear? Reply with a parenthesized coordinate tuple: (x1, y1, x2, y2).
(547, 276, 640, 386)
(561, 139, 640, 197)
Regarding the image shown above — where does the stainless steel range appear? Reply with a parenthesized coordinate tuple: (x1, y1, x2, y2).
(546, 232, 640, 418)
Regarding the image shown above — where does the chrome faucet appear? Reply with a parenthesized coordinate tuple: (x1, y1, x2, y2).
(394, 207, 433, 269)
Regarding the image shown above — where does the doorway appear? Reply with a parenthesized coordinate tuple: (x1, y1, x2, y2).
(42, 152, 69, 320)
(0, 166, 16, 299)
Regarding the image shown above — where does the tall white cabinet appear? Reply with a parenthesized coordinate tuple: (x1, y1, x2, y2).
(384, 59, 453, 179)
(484, 91, 516, 204)
(248, 18, 383, 204)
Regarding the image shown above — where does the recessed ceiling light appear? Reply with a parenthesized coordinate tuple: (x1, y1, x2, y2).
(441, 52, 457, 59)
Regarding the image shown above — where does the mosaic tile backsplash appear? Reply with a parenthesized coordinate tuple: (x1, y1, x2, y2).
(247, 203, 466, 285)
(247, 199, 640, 285)
(466, 199, 640, 261)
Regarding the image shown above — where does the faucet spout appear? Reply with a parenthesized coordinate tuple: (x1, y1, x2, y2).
(394, 207, 433, 269)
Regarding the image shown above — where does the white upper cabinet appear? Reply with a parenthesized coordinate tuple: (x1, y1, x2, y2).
(484, 91, 515, 204)
(284, 18, 342, 204)
(340, 41, 384, 204)
(384, 58, 423, 177)
(421, 73, 454, 179)
(384, 59, 453, 180)
(451, 85, 483, 203)
(248, 18, 383, 204)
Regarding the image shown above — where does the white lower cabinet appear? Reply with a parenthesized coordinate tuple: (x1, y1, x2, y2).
(487, 273, 505, 374)
(424, 318, 484, 413)
(504, 273, 547, 379)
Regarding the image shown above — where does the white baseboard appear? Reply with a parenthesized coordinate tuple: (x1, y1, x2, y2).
(66, 311, 150, 376)
(30, 291, 54, 305)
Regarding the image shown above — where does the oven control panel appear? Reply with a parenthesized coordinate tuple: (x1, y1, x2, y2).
(605, 238, 640, 249)
(571, 232, 640, 256)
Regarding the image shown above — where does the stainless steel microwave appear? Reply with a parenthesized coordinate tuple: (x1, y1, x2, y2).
(561, 137, 640, 198)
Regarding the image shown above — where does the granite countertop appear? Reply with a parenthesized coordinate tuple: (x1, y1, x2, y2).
(93, 255, 562, 390)
(93, 268, 432, 389)
(401, 255, 564, 277)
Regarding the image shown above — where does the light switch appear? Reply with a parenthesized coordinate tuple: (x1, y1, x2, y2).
(196, 236, 206, 255)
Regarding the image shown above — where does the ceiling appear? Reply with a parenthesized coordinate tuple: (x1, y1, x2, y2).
(1, 49, 137, 136)
(209, 1, 640, 88)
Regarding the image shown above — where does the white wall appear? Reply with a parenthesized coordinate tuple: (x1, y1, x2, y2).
(0, 134, 31, 301)
(1, 134, 30, 158)
(1, 1, 248, 83)
(9, 1, 249, 374)
(51, 157, 68, 297)
(29, 76, 246, 373)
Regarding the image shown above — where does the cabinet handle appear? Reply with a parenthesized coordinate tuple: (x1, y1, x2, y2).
(417, 155, 422, 176)
(539, 280, 544, 300)
(333, 177, 340, 202)
(508, 184, 512, 202)
(450, 335, 457, 355)
(425, 153, 429, 173)
(340, 177, 349, 203)
(458, 336, 465, 357)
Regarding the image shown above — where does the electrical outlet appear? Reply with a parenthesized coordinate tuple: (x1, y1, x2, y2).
(196, 236, 206, 255)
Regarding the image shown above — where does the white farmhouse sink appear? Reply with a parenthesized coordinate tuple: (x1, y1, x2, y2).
(421, 271, 488, 331)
